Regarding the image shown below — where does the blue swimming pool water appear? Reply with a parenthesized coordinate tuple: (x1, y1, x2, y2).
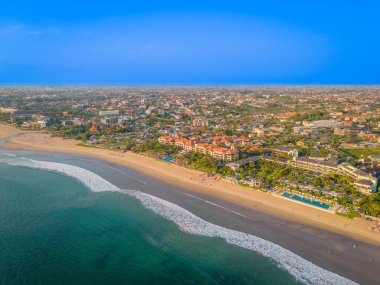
(282, 193, 329, 209)
(160, 156, 174, 163)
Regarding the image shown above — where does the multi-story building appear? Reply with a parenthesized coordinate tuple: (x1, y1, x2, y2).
(272, 146, 299, 158)
(338, 163, 378, 194)
(334, 126, 363, 136)
(99, 110, 120, 116)
(0, 108, 17, 113)
(354, 179, 377, 194)
(290, 157, 338, 174)
(158, 136, 238, 161)
(192, 119, 208, 127)
(247, 178, 261, 188)
(100, 116, 121, 125)
(287, 159, 377, 194)
(158, 136, 173, 144)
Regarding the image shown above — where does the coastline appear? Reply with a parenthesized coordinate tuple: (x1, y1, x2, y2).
(1, 123, 378, 246)
(2, 124, 380, 284)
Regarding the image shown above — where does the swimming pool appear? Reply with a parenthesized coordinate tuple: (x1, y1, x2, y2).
(160, 156, 174, 163)
(282, 192, 329, 209)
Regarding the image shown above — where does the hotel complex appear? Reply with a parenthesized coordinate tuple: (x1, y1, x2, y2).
(2, 86, 380, 218)
(158, 135, 239, 161)
(158, 135, 378, 194)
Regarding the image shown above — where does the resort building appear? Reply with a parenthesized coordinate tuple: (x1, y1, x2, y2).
(309, 120, 340, 128)
(290, 157, 338, 174)
(334, 126, 363, 136)
(369, 155, 380, 162)
(247, 178, 261, 188)
(11, 110, 41, 123)
(100, 116, 122, 125)
(338, 163, 378, 194)
(272, 146, 299, 158)
(354, 179, 377, 195)
(158, 135, 173, 144)
(192, 119, 208, 127)
(21, 120, 47, 129)
(226, 156, 262, 171)
(99, 110, 120, 116)
(0, 107, 17, 114)
(338, 163, 371, 180)
(194, 143, 208, 155)
(196, 143, 239, 161)
(359, 133, 379, 142)
(158, 136, 238, 161)
(184, 140, 195, 152)
(61, 120, 74, 126)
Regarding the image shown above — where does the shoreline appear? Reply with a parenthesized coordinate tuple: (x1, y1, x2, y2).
(2, 125, 380, 283)
(0, 123, 379, 246)
(3, 145, 380, 284)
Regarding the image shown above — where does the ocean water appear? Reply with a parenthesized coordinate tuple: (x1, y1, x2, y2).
(0, 154, 356, 285)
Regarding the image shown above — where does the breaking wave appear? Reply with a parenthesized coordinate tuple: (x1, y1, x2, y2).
(1, 152, 16, 157)
(0, 154, 356, 285)
(0, 153, 119, 192)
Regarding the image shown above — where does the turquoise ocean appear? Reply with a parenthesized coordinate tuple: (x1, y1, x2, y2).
(0, 154, 355, 285)
(0, 163, 300, 285)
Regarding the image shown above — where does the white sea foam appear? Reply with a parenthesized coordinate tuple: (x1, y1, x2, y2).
(1, 152, 16, 157)
(0, 155, 357, 285)
(123, 189, 356, 285)
(0, 154, 118, 192)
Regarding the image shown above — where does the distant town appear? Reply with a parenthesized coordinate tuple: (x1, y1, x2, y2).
(1, 86, 380, 219)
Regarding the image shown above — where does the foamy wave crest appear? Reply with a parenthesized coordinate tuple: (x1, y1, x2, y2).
(122, 189, 356, 285)
(1, 153, 16, 157)
(0, 154, 356, 285)
(0, 154, 119, 192)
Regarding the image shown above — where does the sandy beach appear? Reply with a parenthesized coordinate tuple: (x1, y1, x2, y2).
(0, 123, 379, 246)
(2, 123, 380, 284)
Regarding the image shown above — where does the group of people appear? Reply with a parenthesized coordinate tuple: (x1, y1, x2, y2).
(368, 220, 380, 232)
(109, 152, 123, 158)
(190, 173, 220, 187)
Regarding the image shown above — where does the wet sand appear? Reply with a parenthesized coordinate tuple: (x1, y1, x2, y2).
(1, 124, 380, 283)
(4, 150, 379, 285)
(0, 124, 379, 245)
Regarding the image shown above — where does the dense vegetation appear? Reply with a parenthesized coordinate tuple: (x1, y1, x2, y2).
(291, 112, 328, 122)
(341, 147, 380, 159)
(132, 140, 180, 156)
(358, 193, 380, 216)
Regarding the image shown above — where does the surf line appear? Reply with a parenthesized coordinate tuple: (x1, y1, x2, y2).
(1, 156, 356, 285)
(66, 157, 147, 185)
(182, 192, 249, 218)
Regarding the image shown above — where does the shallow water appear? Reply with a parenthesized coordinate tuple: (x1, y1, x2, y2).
(0, 152, 360, 284)
(0, 163, 301, 285)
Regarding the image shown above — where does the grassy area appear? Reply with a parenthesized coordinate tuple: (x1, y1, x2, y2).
(76, 142, 113, 150)
(77, 142, 97, 148)
(341, 147, 380, 159)
(336, 212, 353, 219)
(336, 209, 359, 219)
(238, 182, 250, 188)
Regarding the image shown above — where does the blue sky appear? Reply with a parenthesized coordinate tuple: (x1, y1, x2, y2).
(0, 1, 379, 85)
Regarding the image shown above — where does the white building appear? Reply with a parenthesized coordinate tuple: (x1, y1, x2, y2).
(99, 110, 120, 116)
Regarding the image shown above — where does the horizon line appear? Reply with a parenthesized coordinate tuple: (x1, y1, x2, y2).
(1, 83, 380, 88)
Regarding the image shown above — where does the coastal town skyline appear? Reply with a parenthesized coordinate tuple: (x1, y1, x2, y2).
(1, 85, 380, 284)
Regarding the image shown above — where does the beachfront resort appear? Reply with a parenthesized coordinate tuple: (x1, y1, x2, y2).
(1, 86, 380, 222)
